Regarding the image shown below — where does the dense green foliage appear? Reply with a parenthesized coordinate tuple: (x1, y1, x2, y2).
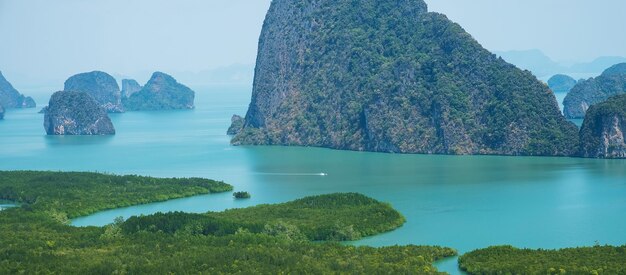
(234, 0, 578, 156)
(123, 72, 195, 111)
(124, 193, 406, 241)
(233, 191, 251, 199)
(563, 63, 626, 119)
(0, 171, 232, 218)
(459, 245, 626, 274)
(0, 171, 456, 273)
(579, 94, 626, 158)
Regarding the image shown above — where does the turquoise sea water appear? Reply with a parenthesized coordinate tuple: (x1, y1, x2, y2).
(1, 86, 625, 274)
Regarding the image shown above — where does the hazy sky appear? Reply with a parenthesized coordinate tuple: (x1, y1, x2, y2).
(1, 0, 625, 85)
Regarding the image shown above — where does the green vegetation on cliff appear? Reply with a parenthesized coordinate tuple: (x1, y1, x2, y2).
(0, 171, 455, 274)
(579, 94, 626, 158)
(234, 0, 578, 156)
(459, 245, 626, 274)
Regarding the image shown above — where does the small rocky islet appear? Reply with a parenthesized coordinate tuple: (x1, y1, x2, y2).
(547, 74, 577, 94)
(43, 90, 115, 135)
(227, 115, 244, 135)
(563, 63, 626, 119)
(41, 71, 195, 135)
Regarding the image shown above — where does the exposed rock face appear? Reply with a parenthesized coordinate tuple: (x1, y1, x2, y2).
(547, 74, 577, 94)
(0, 105, 4, 120)
(121, 79, 143, 98)
(233, 0, 579, 156)
(227, 115, 244, 135)
(44, 91, 115, 135)
(64, 71, 124, 113)
(0, 71, 36, 109)
(123, 72, 195, 111)
(579, 94, 626, 158)
(563, 63, 626, 119)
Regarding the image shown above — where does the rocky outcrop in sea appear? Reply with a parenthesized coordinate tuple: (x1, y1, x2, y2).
(64, 71, 124, 113)
(547, 74, 577, 94)
(123, 72, 195, 111)
(43, 91, 115, 135)
(227, 115, 244, 135)
(232, 0, 578, 156)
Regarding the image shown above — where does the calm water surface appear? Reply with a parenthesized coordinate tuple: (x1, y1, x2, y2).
(1, 86, 625, 274)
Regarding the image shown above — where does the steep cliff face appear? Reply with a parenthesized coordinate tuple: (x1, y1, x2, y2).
(579, 94, 626, 158)
(547, 74, 577, 94)
(563, 63, 626, 119)
(64, 71, 124, 113)
(44, 91, 115, 135)
(0, 71, 36, 109)
(233, 0, 578, 156)
(121, 79, 143, 98)
(123, 72, 195, 111)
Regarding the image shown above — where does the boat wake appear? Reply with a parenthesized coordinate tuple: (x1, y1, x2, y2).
(255, 172, 328, 177)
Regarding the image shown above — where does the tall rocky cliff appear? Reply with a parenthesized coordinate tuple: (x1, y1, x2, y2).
(563, 63, 626, 119)
(232, 0, 578, 156)
(547, 74, 577, 94)
(579, 94, 626, 158)
(64, 71, 124, 113)
(123, 72, 194, 111)
(0, 71, 36, 109)
(44, 91, 115, 135)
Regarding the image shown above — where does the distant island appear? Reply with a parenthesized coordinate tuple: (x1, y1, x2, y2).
(563, 63, 626, 119)
(495, 49, 626, 79)
(44, 90, 116, 135)
(232, 0, 578, 157)
(123, 72, 195, 111)
(0, 71, 36, 115)
(64, 71, 124, 113)
(547, 74, 577, 94)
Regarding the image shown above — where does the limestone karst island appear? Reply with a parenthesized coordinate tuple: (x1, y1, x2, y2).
(1, 0, 626, 274)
